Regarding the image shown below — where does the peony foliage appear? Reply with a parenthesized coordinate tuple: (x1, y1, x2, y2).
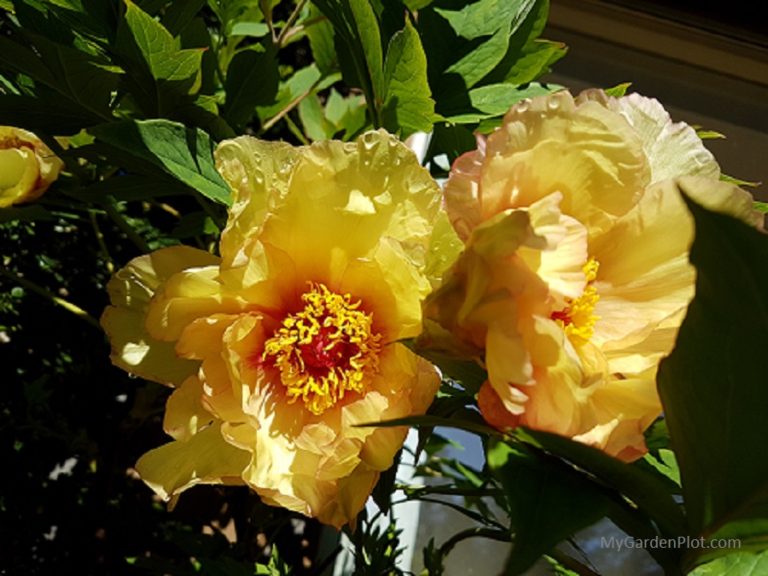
(1, 1, 766, 575)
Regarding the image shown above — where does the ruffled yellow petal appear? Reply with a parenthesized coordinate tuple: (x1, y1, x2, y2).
(215, 138, 299, 270)
(254, 130, 441, 279)
(101, 246, 219, 385)
(163, 375, 213, 441)
(136, 423, 250, 501)
(451, 91, 651, 239)
(145, 265, 246, 341)
(579, 90, 721, 183)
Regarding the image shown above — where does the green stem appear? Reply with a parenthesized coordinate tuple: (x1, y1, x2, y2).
(258, 75, 325, 135)
(276, 0, 309, 48)
(0, 268, 100, 330)
(89, 210, 114, 274)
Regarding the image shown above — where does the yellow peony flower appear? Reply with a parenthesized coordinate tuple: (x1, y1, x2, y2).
(0, 126, 63, 208)
(426, 90, 762, 461)
(102, 130, 446, 528)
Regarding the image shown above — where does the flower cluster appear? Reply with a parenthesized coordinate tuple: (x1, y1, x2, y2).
(102, 130, 449, 527)
(0, 126, 63, 208)
(103, 90, 760, 527)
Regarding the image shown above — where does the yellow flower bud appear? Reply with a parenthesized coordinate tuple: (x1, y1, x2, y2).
(0, 127, 63, 208)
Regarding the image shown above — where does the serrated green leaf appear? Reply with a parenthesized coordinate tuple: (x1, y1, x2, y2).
(90, 119, 231, 205)
(753, 201, 768, 214)
(658, 193, 768, 556)
(223, 44, 279, 128)
(382, 17, 435, 136)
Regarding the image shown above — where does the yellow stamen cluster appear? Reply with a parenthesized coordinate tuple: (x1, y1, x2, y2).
(263, 283, 382, 415)
(553, 258, 600, 346)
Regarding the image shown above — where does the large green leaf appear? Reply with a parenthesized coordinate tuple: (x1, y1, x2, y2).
(312, 0, 384, 124)
(487, 439, 610, 575)
(435, 0, 529, 40)
(223, 44, 279, 129)
(0, 30, 118, 124)
(658, 194, 768, 558)
(515, 429, 687, 538)
(382, 17, 435, 137)
(90, 119, 232, 205)
(114, 0, 204, 115)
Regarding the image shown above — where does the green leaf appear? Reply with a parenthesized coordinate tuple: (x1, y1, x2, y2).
(161, 0, 207, 36)
(312, 0, 384, 123)
(444, 24, 511, 89)
(71, 174, 192, 202)
(467, 82, 560, 115)
(643, 448, 681, 487)
(0, 94, 104, 133)
(753, 201, 768, 214)
(0, 32, 118, 123)
(305, 3, 337, 74)
(514, 428, 687, 538)
(229, 21, 269, 37)
(435, 0, 527, 40)
(223, 44, 279, 129)
(658, 193, 768, 553)
(298, 93, 335, 141)
(403, 0, 432, 9)
(115, 0, 204, 114)
(604, 81, 632, 97)
(0, 205, 55, 224)
(721, 174, 761, 188)
(689, 551, 768, 576)
(487, 439, 610, 575)
(348, 0, 385, 101)
(382, 17, 435, 136)
(90, 119, 232, 205)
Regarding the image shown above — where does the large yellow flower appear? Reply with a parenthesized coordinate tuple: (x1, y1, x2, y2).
(102, 130, 446, 527)
(426, 90, 762, 461)
(0, 127, 63, 208)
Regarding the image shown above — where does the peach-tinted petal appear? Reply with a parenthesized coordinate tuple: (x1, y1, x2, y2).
(594, 91, 721, 182)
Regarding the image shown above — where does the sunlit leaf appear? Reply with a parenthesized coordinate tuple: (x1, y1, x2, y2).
(382, 17, 435, 136)
(90, 119, 231, 205)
